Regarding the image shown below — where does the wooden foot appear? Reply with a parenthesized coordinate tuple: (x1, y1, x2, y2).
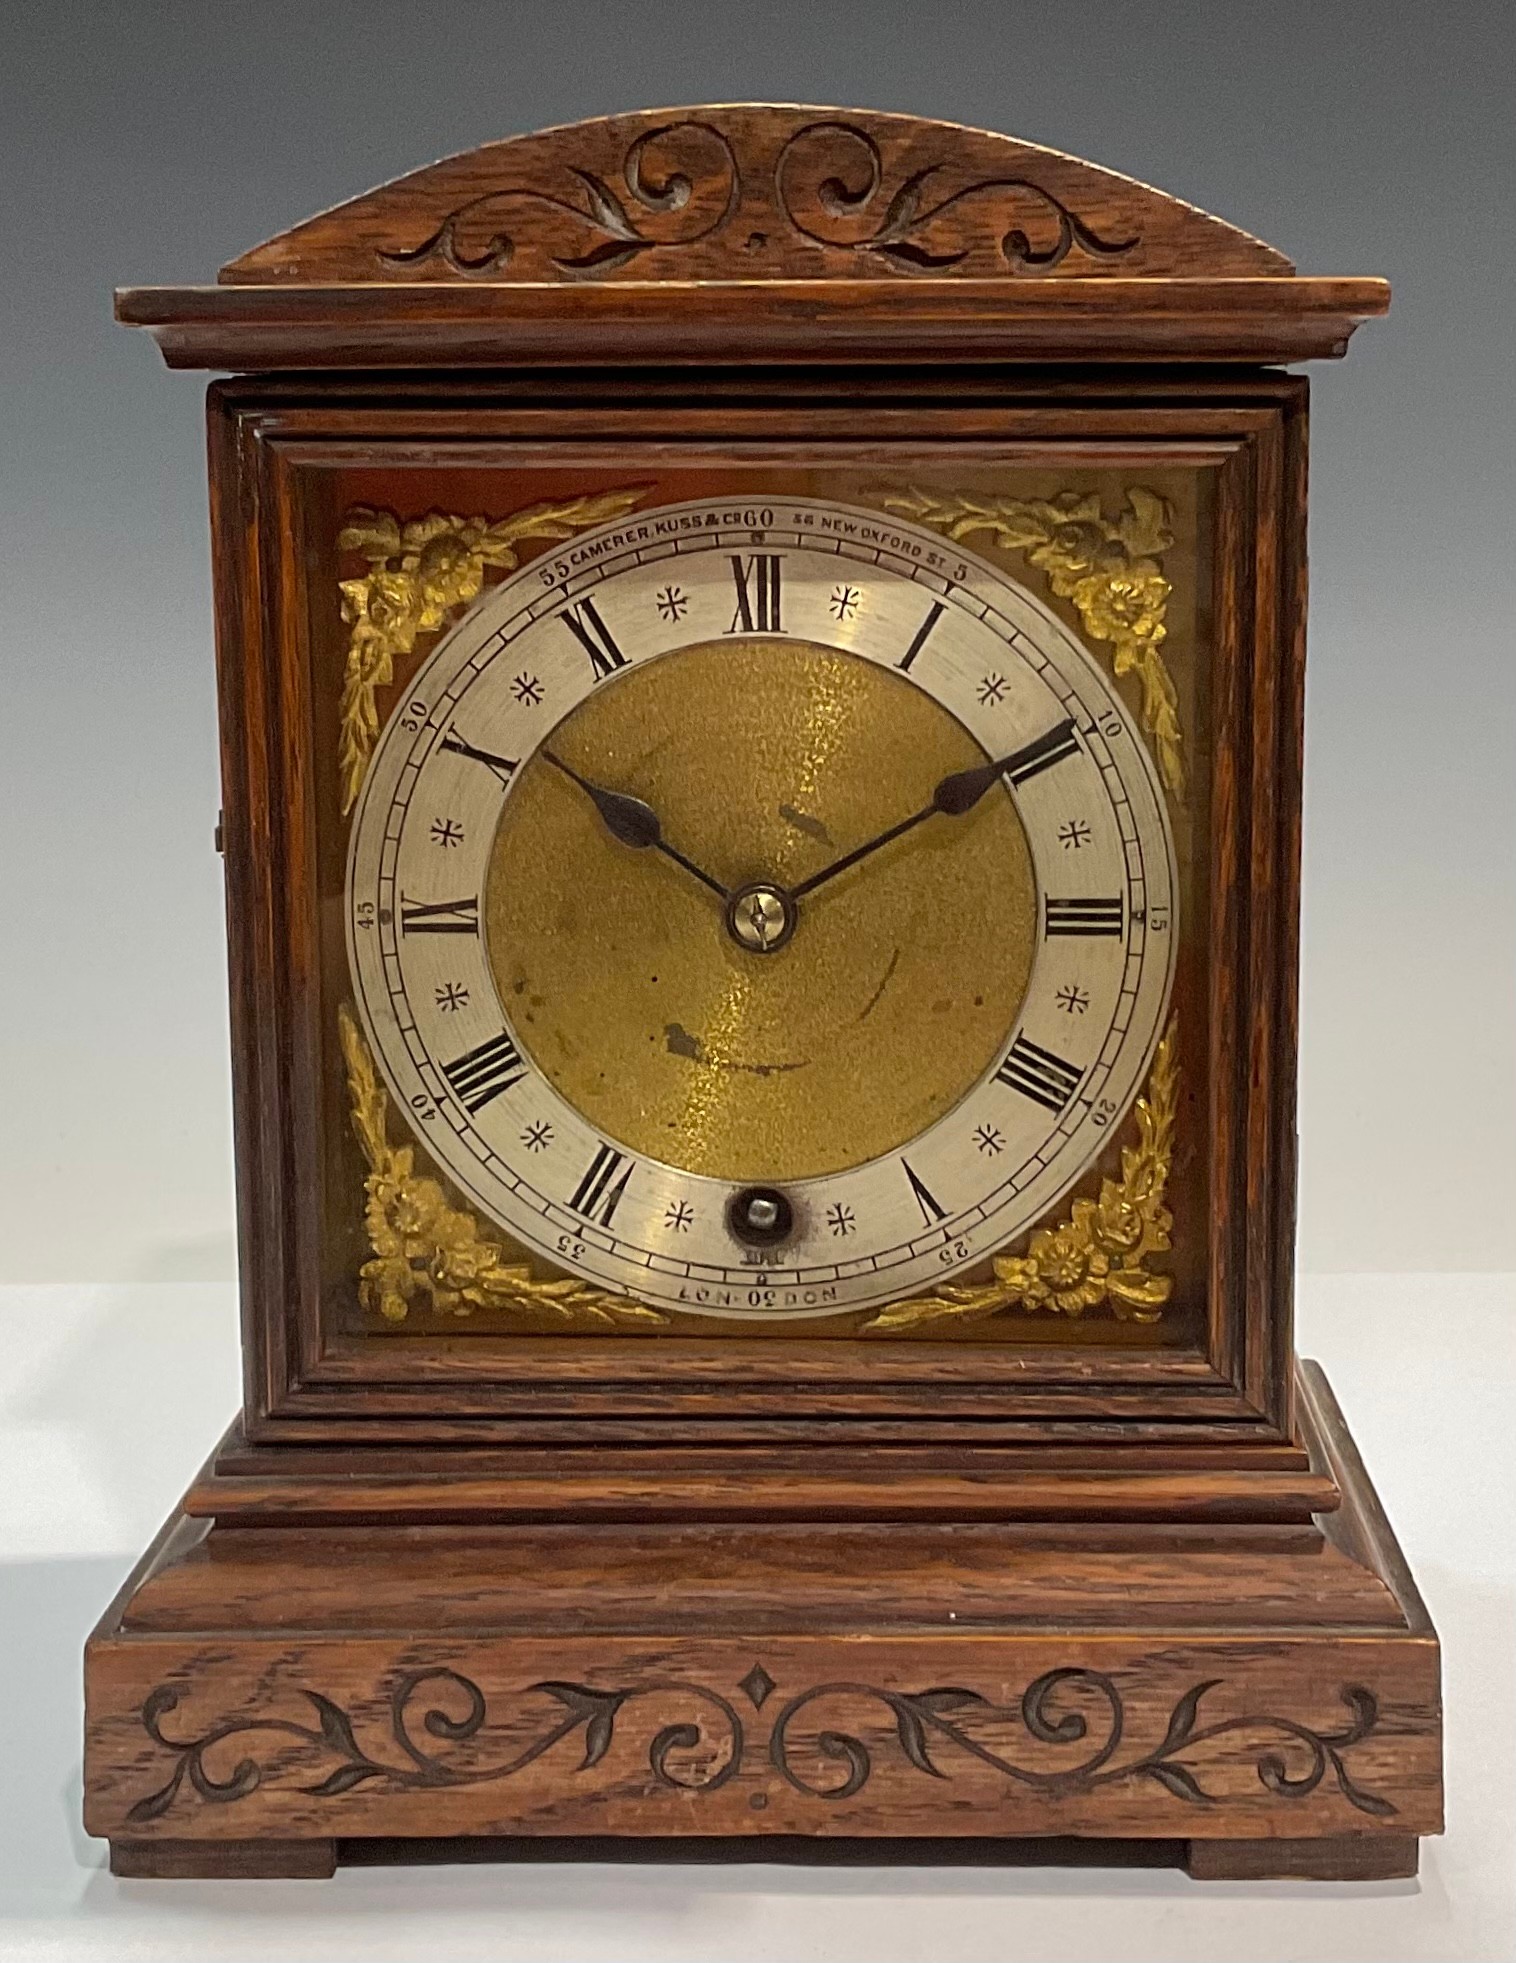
(1187, 1836, 1419, 1881)
(110, 1837, 337, 1880)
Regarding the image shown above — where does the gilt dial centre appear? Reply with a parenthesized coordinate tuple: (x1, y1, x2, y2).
(484, 636, 1037, 1184)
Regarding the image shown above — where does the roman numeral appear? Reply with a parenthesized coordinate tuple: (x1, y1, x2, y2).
(902, 1159, 948, 1227)
(1045, 896, 1125, 937)
(727, 554, 783, 633)
(560, 597, 627, 680)
(441, 1031, 527, 1113)
(440, 731, 518, 783)
(898, 600, 945, 672)
(400, 895, 478, 935)
(995, 1034, 1083, 1114)
(568, 1142, 634, 1226)
(1004, 717, 1080, 785)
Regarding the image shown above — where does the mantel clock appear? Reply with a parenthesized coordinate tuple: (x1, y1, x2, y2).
(87, 106, 1441, 1882)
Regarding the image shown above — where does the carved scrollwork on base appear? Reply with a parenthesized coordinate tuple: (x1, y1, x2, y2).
(770, 1672, 1395, 1816)
(127, 1671, 743, 1823)
(125, 1665, 1395, 1824)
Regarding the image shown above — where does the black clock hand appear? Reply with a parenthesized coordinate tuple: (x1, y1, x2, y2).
(790, 718, 1079, 902)
(789, 801, 941, 901)
(543, 751, 730, 901)
(930, 717, 1081, 815)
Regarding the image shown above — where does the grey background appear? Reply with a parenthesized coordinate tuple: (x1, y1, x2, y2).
(3, 0, 1512, 1283)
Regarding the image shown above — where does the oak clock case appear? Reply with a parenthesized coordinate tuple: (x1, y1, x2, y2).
(88, 106, 1439, 1884)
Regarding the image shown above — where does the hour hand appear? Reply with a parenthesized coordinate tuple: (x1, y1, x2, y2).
(543, 751, 729, 901)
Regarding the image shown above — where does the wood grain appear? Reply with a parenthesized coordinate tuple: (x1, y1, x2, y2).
(117, 276, 1388, 371)
(83, 1367, 1440, 1870)
(86, 1633, 1438, 1843)
(110, 1838, 337, 1880)
(91, 109, 1434, 1878)
(117, 109, 1390, 369)
(1186, 1836, 1418, 1882)
(120, 1523, 1401, 1637)
(219, 107, 1295, 286)
(192, 379, 1316, 1449)
(181, 1460, 1340, 1526)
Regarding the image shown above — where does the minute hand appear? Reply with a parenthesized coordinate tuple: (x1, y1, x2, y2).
(790, 718, 1079, 902)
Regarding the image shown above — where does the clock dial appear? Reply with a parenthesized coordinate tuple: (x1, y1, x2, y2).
(346, 496, 1177, 1320)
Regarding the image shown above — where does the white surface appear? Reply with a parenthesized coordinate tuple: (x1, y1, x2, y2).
(1, 1274, 1512, 1961)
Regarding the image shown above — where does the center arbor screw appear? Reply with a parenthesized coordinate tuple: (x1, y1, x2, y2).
(724, 881, 797, 954)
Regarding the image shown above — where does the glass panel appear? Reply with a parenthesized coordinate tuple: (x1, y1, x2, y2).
(309, 459, 1212, 1352)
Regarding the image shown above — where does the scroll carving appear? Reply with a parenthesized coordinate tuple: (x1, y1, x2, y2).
(339, 1005, 668, 1329)
(126, 1664, 1394, 1823)
(770, 1673, 1394, 1816)
(774, 121, 1137, 272)
(377, 120, 740, 279)
(222, 107, 1293, 287)
(367, 118, 1136, 282)
(128, 1670, 743, 1821)
(379, 118, 1139, 280)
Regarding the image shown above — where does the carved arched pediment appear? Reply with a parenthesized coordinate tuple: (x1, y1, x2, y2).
(118, 105, 1388, 367)
(220, 105, 1292, 286)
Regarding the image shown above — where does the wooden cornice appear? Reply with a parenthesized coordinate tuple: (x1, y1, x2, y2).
(117, 106, 1387, 370)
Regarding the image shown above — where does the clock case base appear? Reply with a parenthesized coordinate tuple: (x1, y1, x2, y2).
(84, 1364, 1440, 1881)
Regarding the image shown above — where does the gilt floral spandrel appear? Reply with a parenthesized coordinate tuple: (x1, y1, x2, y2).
(337, 489, 647, 813)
